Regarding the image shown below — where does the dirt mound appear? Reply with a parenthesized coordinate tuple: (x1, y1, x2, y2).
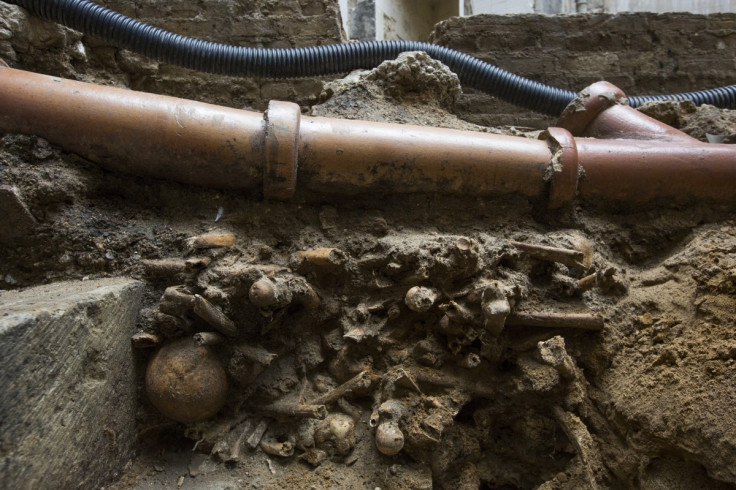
(638, 99, 736, 142)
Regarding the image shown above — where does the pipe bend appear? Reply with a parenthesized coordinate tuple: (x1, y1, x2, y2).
(557, 81, 626, 136)
(558, 82, 699, 143)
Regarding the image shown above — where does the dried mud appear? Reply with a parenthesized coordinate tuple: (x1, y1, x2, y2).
(2, 8, 736, 490)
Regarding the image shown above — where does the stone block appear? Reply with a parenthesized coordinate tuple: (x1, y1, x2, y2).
(560, 52, 620, 75)
(0, 278, 144, 490)
(565, 31, 627, 53)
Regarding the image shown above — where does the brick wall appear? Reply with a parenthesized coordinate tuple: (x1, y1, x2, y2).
(101, 0, 343, 48)
(100, 0, 345, 110)
(431, 13, 736, 127)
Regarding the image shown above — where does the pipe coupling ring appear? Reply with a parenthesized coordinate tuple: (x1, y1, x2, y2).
(264, 100, 300, 200)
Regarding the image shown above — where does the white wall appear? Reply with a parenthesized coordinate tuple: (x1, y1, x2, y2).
(470, 0, 535, 14)
(468, 0, 736, 13)
(338, 0, 349, 38)
(335, 0, 736, 41)
(601, 0, 736, 13)
(375, 0, 460, 41)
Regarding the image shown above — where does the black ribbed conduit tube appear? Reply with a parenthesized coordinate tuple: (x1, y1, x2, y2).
(4, 0, 736, 115)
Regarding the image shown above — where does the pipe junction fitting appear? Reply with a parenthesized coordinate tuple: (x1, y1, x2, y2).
(0, 65, 735, 207)
(556, 81, 736, 203)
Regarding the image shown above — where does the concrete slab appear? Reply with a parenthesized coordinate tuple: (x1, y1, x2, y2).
(0, 277, 144, 490)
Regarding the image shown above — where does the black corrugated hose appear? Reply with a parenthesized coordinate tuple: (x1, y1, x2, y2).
(4, 0, 736, 115)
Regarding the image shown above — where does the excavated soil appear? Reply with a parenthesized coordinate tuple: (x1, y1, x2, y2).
(2, 7, 736, 490)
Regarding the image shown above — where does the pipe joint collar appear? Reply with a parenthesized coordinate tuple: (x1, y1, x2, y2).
(264, 100, 300, 200)
(540, 127, 579, 209)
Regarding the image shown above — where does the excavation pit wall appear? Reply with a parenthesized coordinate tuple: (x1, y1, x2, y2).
(1, 2, 736, 489)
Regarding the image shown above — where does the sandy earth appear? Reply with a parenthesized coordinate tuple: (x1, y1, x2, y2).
(1, 6, 736, 490)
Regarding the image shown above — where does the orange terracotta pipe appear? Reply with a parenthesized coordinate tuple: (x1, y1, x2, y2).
(574, 139, 736, 203)
(0, 65, 266, 192)
(1, 65, 735, 207)
(0, 64, 551, 202)
(296, 116, 551, 198)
